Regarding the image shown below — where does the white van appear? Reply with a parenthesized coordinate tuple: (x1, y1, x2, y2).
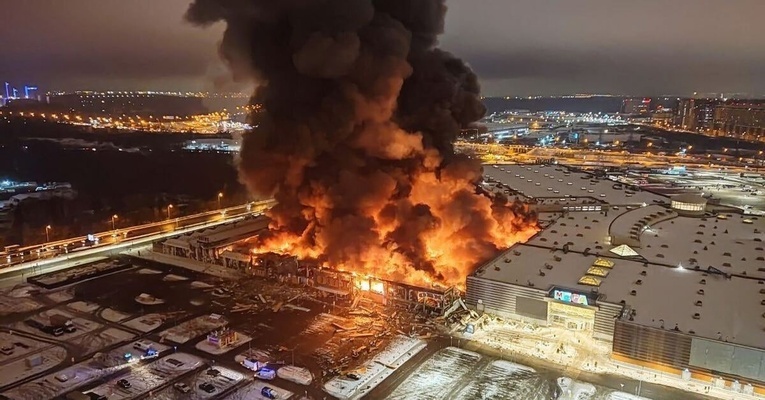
(133, 340, 154, 352)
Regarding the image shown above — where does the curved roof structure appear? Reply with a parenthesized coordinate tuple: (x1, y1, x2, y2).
(672, 193, 707, 204)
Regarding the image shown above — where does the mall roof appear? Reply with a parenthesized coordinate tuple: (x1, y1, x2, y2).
(478, 163, 765, 349)
(474, 243, 765, 349)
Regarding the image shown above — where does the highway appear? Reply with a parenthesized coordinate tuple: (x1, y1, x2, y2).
(0, 199, 275, 271)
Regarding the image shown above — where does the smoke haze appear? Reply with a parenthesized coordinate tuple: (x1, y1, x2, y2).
(187, 0, 538, 287)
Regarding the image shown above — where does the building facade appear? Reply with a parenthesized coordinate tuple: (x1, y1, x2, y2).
(712, 102, 765, 141)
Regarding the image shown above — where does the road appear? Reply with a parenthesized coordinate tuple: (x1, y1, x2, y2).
(0, 200, 275, 287)
(1, 200, 275, 269)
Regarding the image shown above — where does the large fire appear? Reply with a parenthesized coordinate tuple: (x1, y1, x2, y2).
(187, 0, 539, 288)
(248, 156, 538, 288)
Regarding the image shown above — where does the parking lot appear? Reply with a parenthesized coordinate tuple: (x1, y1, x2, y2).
(0, 256, 718, 400)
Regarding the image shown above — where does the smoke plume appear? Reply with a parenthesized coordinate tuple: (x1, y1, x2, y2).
(187, 0, 538, 287)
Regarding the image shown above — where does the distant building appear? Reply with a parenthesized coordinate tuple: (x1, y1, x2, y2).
(621, 98, 651, 115)
(670, 193, 707, 216)
(47, 92, 207, 117)
(712, 101, 765, 141)
(674, 98, 719, 132)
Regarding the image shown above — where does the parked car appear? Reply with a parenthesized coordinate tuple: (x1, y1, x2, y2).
(346, 373, 361, 381)
(117, 379, 131, 389)
(173, 382, 192, 393)
(261, 386, 277, 399)
(199, 382, 216, 393)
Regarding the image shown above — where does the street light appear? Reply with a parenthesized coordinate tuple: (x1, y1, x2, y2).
(217, 192, 224, 209)
(45, 225, 52, 242)
(166, 204, 173, 220)
(111, 215, 118, 237)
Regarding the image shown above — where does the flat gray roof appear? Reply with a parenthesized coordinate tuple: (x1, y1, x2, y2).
(477, 163, 765, 349)
(475, 243, 765, 348)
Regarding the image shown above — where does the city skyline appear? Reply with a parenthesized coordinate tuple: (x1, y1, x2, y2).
(1, 0, 764, 97)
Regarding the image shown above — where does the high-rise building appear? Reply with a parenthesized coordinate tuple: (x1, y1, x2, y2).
(712, 101, 765, 141)
(621, 98, 651, 115)
(674, 98, 719, 132)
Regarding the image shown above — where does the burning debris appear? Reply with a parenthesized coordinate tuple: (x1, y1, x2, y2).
(187, 0, 538, 288)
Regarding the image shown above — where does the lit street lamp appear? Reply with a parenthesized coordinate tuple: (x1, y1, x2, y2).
(111, 215, 119, 237)
(166, 204, 174, 220)
(217, 192, 224, 209)
(45, 225, 52, 242)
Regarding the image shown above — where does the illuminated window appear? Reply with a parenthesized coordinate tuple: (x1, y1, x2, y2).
(578, 276, 602, 287)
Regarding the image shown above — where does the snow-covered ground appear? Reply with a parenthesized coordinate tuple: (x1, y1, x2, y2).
(68, 328, 136, 356)
(149, 366, 244, 400)
(558, 377, 597, 400)
(1, 357, 129, 399)
(0, 333, 47, 362)
(194, 331, 251, 355)
(0, 286, 43, 316)
(68, 300, 100, 313)
(453, 360, 553, 400)
(323, 335, 426, 400)
(162, 273, 189, 282)
(11, 308, 102, 340)
(277, 365, 312, 385)
(134, 293, 165, 305)
(223, 380, 293, 400)
(87, 353, 202, 400)
(100, 307, 133, 322)
(122, 312, 178, 332)
(386, 347, 482, 400)
(136, 268, 162, 274)
(46, 289, 75, 303)
(0, 345, 67, 387)
(190, 281, 215, 289)
(159, 314, 228, 344)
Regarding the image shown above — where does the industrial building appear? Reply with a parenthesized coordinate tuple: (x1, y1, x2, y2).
(468, 163, 765, 392)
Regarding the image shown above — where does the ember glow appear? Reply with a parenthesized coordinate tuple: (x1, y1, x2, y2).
(188, 0, 538, 288)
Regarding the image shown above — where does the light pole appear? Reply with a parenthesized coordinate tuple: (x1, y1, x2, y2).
(217, 192, 223, 209)
(111, 214, 118, 235)
(166, 204, 173, 220)
(45, 225, 51, 242)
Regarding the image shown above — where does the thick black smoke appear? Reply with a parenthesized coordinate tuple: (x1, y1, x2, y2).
(187, 0, 536, 284)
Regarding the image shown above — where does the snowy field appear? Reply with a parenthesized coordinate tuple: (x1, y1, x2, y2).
(323, 335, 426, 400)
(1, 359, 118, 399)
(68, 300, 100, 313)
(150, 366, 244, 400)
(11, 308, 102, 339)
(558, 377, 653, 400)
(0, 285, 43, 316)
(122, 311, 189, 333)
(380, 352, 655, 400)
(453, 360, 554, 400)
(387, 347, 482, 400)
(67, 327, 136, 356)
(88, 353, 202, 400)
(101, 307, 133, 322)
(0, 333, 47, 362)
(223, 380, 293, 400)
(0, 345, 67, 387)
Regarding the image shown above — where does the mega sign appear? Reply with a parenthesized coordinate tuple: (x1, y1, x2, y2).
(552, 289, 590, 306)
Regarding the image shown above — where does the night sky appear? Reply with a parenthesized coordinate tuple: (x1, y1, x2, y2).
(1, 0, 763, 97)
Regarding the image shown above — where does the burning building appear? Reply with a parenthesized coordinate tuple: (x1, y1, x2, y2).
(187, 0, 538, 289)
